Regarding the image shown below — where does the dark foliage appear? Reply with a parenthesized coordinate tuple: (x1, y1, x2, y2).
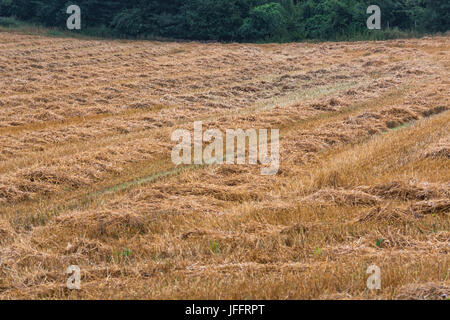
(0, 0, 448, 41)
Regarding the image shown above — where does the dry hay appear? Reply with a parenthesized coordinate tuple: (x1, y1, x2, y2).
(409, 199, 450, 215)
(63, 238, 112, 260)
(357, 205, 417, 223)
(424, 136, 450, 159)
(305, 188, 382, 206)
(396, 282, 449, 300)
(357, 181, 448, 201)
(0, 218, 15, 245)
(0, 181, 30, 203)
(0, 32, 448, 299)
(19, 167, 92, 188)
(54, 210, 148, 238)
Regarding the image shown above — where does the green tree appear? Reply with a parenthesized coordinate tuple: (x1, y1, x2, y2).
(0, 0, 448, 42)
(424, 0, 450, 32)
(239, 2, 287, 41)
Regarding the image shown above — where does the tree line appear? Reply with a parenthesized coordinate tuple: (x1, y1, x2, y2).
(0, 0, 448, 41)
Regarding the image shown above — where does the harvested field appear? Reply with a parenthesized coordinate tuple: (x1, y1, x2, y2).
(0, 31, 449, 299)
